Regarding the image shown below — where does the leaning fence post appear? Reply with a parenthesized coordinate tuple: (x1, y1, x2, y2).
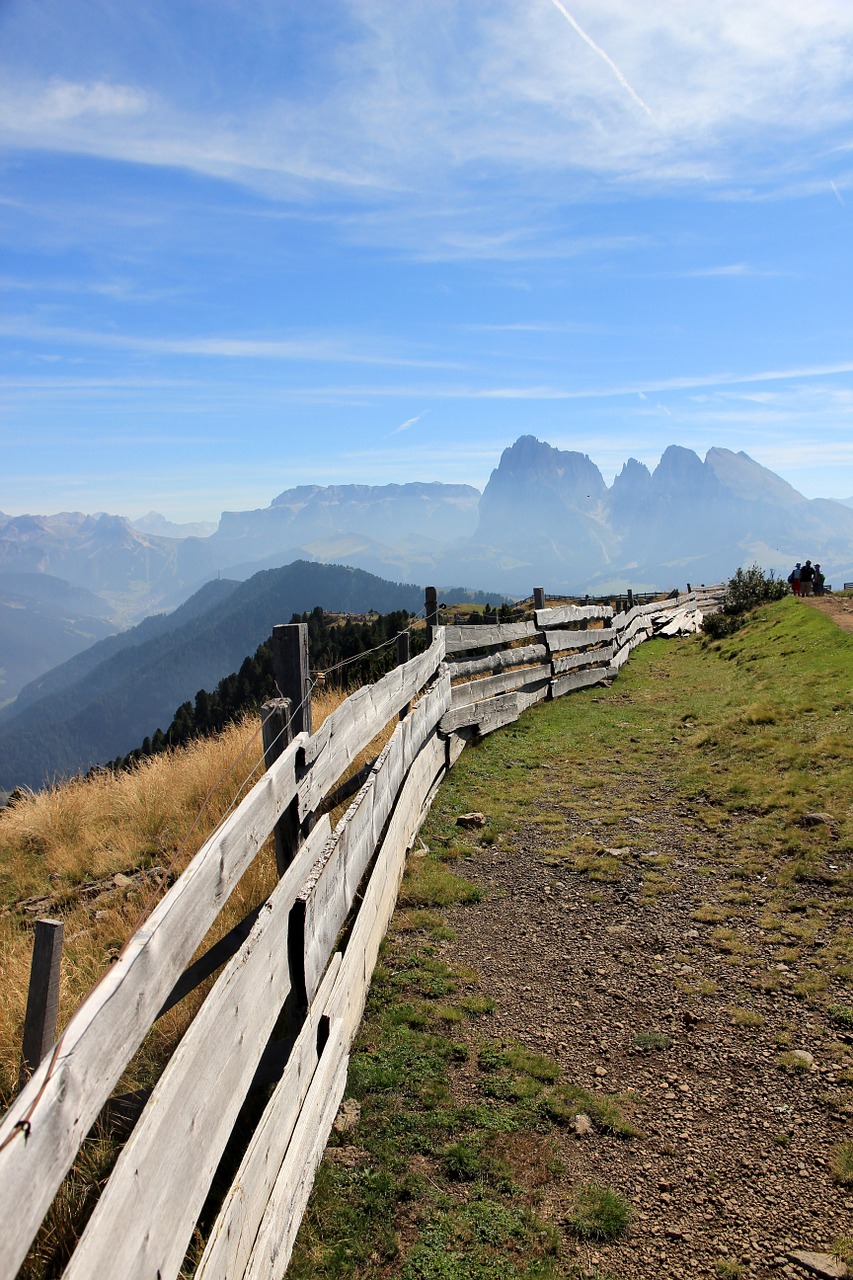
(271, 623, 312, 738)
(261, 697, 294, 876)
(533, 586, 545, 611)
(425, 586, 438, 643)
(19, 918, 64, 1087)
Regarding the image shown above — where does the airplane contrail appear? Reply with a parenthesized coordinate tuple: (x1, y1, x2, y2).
(547, 0, 654, 121)
(831, 180, 846, 208)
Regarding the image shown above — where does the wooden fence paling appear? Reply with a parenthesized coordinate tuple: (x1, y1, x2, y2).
(551, 666, 608, 699)
(64, 816, 333, 1280)
(247, 729, 448, 1279)
(295, 672, 451, 1002)
(446, 641, 547, 680)
(299, 633, 445, 814)
(244, 1023, 349, 1279)
(444, 620, 539, 653)
(19, 919, 64, 1087)
(0, 730, 308, 1280)
(194, 955, 343, 1280)
(534, 602, 612, 628)
(552, 645, 614, 676)
(544, 626, 615, 652)
(440, 690, 522, 736)
(450, 661, 551, 710)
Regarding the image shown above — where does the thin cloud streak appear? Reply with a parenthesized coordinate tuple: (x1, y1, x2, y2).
(546, 0, 655, 120)
(388, 411, 427, 437)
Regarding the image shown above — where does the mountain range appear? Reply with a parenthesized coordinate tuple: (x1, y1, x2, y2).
(3, 437, 853, 710)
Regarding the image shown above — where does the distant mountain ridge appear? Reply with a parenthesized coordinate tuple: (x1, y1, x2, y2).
(4, 439, 853, 684)
(0, 561, 427, 790)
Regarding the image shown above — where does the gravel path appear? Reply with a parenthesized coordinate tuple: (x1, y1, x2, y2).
(438, 770, 853, 1278)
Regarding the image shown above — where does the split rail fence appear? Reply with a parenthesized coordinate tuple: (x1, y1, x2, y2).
(0, 585, 720, 1279)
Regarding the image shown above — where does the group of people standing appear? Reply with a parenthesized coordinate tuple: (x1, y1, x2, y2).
(788, 560, 826, 596)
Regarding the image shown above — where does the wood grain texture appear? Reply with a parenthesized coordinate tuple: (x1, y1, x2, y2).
(297, 672, 450, 1002)
(544, 627, 615, 653)
(551, 666, 608, 699)
(439, 691, 521, 736)
(534, 602, 612, 628)
(300, 633, 445, 813)
(450, 662, 550, 710)
(0, 731, 307, 1280)
(195, 956, 343, 1280)
(244, 1025, 349, 1279)
(446, 642, 547, 680)
(552, 645, 613, 675)
(64, 816, 332, 1280)
(444, 620, 539, 654)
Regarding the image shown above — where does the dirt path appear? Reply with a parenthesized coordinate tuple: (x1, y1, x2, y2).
(804, 594, 853, 633)
(437, 736, 853, 1278)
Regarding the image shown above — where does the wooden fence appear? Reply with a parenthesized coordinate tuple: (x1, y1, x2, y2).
(0, 585, 720, 1279)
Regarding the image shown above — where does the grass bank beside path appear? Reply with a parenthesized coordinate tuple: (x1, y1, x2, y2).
(290, 597, 853, 1280)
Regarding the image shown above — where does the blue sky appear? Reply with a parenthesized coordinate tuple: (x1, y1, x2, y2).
(2, 0, 853, 521)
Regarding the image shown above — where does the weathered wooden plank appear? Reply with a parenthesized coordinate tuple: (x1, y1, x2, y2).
(612, 597, 664, 631)
(195, 955, 343, 1280)
(299, 633, 445, 813)
(439, 691, 521, 737)
(326, 730, 448, 1046)
(552, 645, 613, 675)
(516, 681, 550, 712)
(450, 661, 550, 710)
(64, 816, 332, 1280)
(444, 620, 539, 654)
(544, 626, 615, 653)
(534, 602, 612, 628)
(0, 731, 307, 1280)
(296, 672, 450, 1002)
(243, 1024, 349, 1280)
(446, 641, 547, 680)
(551, 666, 608, 699)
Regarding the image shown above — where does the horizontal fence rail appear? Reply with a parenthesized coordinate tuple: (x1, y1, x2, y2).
(0, 585, 721, 1279)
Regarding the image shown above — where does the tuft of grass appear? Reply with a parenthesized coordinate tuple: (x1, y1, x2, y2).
(565, 1182, 631, 1241)
(633, 1030, 673, 1050)
(831, 1141, 853, 1186)
(542, 1083, 639, 1138)
(728, 1006, 764, 1028)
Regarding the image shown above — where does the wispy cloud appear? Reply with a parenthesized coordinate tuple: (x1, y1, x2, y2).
(0, 319, 463, 369)
(388, 411, 427, 437)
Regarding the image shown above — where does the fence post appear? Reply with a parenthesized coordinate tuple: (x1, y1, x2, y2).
(425, 586, 438, 644)
(19, 918, 64, 1087)
(261, 698, 294, 876)
(627, 588, 634, 609)
(271, 623, 312, 738)
(533, 587, 545, 611)
(397, 630, 412, 720)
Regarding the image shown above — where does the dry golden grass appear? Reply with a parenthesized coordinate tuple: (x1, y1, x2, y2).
(0, 685, 353, 1106)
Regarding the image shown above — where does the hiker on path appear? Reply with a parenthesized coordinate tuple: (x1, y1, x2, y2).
(800, 560, 815, 597)
(788, 563, 802, 596)
(813, 564, 826, 596)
